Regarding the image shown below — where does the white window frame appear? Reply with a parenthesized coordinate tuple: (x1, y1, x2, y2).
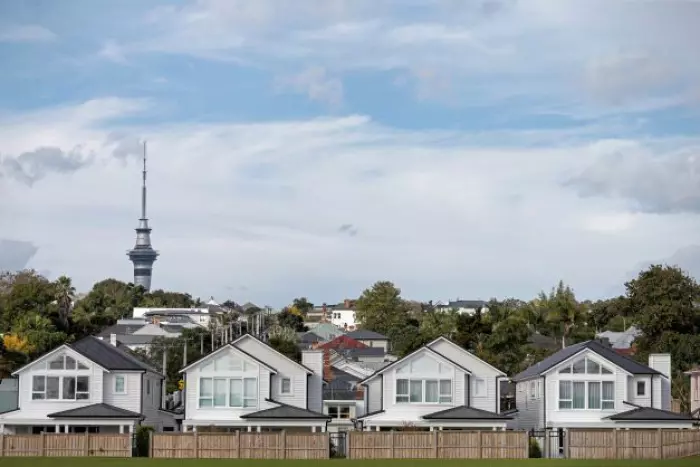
(328, 405, 351, 419)
(395, 378, 452, 404)
(636, 380, 646, 396)
(473, 377, 486, 398)
(114, 375, 126, 394)
(558, 357, 614, 375)
(558, 380, 615, 410)
(198, 377, 258, 409)
(32, 375, 90, 401)
(43, 354, 90, 371)
(280, 377, 292, 395)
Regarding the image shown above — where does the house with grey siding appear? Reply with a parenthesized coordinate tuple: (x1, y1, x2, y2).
(510, 340, 695, 431)
(356, 336, 510, 430)
(0, 335, 178, 434)
(180, 333, 329, 432)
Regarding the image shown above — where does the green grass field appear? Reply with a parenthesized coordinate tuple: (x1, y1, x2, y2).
(1, 459, 699, 467)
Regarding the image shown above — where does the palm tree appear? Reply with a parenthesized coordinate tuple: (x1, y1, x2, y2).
(54, 276, 75, 331)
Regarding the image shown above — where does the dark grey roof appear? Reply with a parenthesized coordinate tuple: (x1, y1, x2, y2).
(98, 323, 145, 337)
(241, 401, 330, 419)
(70, 336, 153, 372)
(161, 324, 186, 333)
(48, 403, 142, 419)
(345, 329, 388, 340)
(605, 407, 694, 421)
(356, 409, 385, 420)
(298, 331, 322, 344)
(115, 334, 158, 345)
(446, 300, 486, 309)
(335, 347, 385, 359)
(423, 406, 512, 420)
(512, 340, 661, 382)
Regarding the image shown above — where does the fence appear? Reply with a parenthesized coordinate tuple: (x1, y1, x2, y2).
(150, 431, 329, 459)
(0, 433, 132, 457)
(348, 431, 528, 459)
(568, 429, 700, 459)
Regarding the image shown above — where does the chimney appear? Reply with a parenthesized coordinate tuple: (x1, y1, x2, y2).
(649, 353, 672, 411)
(109, 333, 118, 347)
(649, 353, 671, 379)
(301, 349, 324, 413)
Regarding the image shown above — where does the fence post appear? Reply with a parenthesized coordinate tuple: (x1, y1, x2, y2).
(523, 431, 529, 458)
(433, 430, 438, 458)
(235, 430, 240, 458)
(389, 430, 395, 458)
(477, 430, 483, 459)
(612, 429, 618, 459)
(148, 430, 154, 458)
(193, 432, 199, 458)
(280, 430, 286, 459)
(347, 431, 352, 459)
(563, 429, 569, 458)
(40, 431, 46, 456)
(84, 432, 90, 457)
(0, 433, 4, 457)
(657, 429, 663, 459)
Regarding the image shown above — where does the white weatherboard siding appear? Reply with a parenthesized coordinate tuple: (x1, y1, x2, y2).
(366, 377, 382, 413)
(428, 338, 503, 413)
(511, 380, 543, 430)
(235, 337, 309, 409)
(302, 350, 323, 413)
(141, 371, 178, 431)
(103, 372, 142, 413)
(9, 348, 105, 420)
(629, 375, 652, 407)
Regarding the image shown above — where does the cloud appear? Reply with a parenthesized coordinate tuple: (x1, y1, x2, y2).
(105, 134, 144, 161)
(563, 140, 700, 214)
(275, 66, 344, 107)
(0, 239, 39, 272)
(338, 224, 358, 237)
(0, 147, 94, 186)
(0, 25, 56, 43)
(3, 98, 700, 306)
(98, 40, 128, 64)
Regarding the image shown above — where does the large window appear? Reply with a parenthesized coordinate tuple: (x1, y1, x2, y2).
(33, 375, 89, 400)
(44, 354, 89, 371)
(199, 377, 258, 408)
(328, 406, 351, 419)
(559, 381, 614, 410)
(559, 357, 613, 375)
(396, 379, 452, 404)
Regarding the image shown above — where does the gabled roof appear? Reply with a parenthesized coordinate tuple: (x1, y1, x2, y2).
(298, 331, 322, 344)
(71, 336, 154, 372)
(318, 335, 368, 350)
(98, 323, 145, 336)
(48, 403, 142, 419)
(426, 336, 507, 376)
(358, 345, 471, 385)
(422, 406, 512, 420)
(511, 340, 662, 382)
(231, 333, 314, 374)
(345, 329, 387, 340)
(605, 406, 694, 421)
(240, 400, 330, 420)
(179, 341, 278, 373)
(334, 347, 385, 359)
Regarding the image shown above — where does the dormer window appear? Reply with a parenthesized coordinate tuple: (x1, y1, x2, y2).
(32, 353, 91, 401)
(558, 357, 613, 375)
(395, 354, 453, 404)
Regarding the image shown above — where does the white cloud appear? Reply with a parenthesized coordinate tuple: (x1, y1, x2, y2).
(0, 25, 56, 43)
(274, 66, 344, 108)
(2, 99, 700, 305)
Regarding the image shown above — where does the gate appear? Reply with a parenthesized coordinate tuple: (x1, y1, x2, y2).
(529, 428, 566, 458)
(329, 431, 348, 458)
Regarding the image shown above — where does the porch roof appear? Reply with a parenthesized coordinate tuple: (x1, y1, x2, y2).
(422, 405, 512, 420)
(604, 406, 694, 421)
(47, 403, 143, 419)
(240, 400, 330, 420)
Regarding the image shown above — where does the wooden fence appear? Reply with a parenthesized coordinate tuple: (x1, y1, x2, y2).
(150, 432, 329, 459)
(348, 431, 528, 459)
(568, 429, 700, 459)
(0, 433, 132, 457)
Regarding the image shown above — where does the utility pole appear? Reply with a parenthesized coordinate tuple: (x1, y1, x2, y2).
(183, 339, 188, 367)
(162, 347, 167, 409)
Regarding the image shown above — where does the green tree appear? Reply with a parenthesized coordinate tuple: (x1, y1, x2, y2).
(535, 281, 587, 349)
(277, 308, 307, 332)
(268, 326, 301, 361)
(354, 281, 411, 336)
(53, 275, 75, 332)
(292, 297, 314, 316)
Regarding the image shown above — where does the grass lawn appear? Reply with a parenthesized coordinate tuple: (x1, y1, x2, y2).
(1, 459, 699, 467)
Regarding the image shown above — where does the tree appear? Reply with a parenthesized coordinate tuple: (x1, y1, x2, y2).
(268, 326, 301, 361)
(292, 297, 314, 316)
(354, 281, 411, 336)
(277, 308, 307, 332)
(53, 275, 75, 332)
(534, 281, 587, 349)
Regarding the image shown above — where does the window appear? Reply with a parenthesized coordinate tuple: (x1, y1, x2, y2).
(396, 378, 452, 404)
(559, 357, 613, 375)
(328, 406, 351, 419)
(280, 377, 291, 394)
(636, 381, 646, 396)
(529, 381, 536, 400)
(114, 375, 126, 394)
(473, 378, 486, 397)
(45, 354, 89, 371)
(32, 375, 88, 400)
(558, 380, 614, 410)
(198, 377, 258, 408)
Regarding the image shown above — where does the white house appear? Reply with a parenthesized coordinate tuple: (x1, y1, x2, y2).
(356, 336, 510, 430)
(180, 334, 330, 432)
(0, 335, 178, 434)
(344, 330, 390, 352)
(685, 366, 700, 416)
(133, 307, 214, 327)
(510, 339, 695, 431)
(435, 300, 487, 316)
(330, 308, 357, 331)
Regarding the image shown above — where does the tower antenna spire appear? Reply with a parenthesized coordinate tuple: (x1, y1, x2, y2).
(141, 140, 147, 220)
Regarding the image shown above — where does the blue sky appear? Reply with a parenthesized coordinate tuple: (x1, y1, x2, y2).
(1, 0, 700, 307)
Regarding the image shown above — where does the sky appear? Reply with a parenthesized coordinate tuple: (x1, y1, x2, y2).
(1, 0, 700, 308)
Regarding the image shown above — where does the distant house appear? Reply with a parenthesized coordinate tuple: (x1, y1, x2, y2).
(297, 331, 323, 350)
(134, 307, 216, 328)
(317, 335, 367, 351)
(0, 379, 18, 414)
(685, 366, 700, 416)
(305, 322, 343, 342)
(596, 326, 641, 354)
(344, 330, 390, 352)
(435, 300, 487, 316)
(0, 335, 178, 434)
(510, 339, 694, 431)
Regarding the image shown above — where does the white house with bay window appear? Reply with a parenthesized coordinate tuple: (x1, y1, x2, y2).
(356, 337, 511, 430)
(0, 335, 177, 434)
(181, 334, 329, 432)
(510, 339, 695, 431)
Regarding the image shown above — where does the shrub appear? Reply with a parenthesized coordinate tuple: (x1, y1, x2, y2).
(529, 437, 542, 458)
(135, 425, 155, 457)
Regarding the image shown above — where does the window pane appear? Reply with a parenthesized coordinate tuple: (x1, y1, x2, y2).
(65, 356, 76, 370)
(49, 357, 64, 370)
(46, 377, 60, 399)
(200, 378, 213, 397)
(115, 376, 125, 393)
(572, 359, 586, 374)
(602, 401, 615, 410)
(281, 378, 291, 393)
(425, 380, 438, 403)
(213, 379, 227, 406)
(588, 382, 601, 409)
(409, 380, 423, 402)
(243, 398, 256, 408)
(339, 407, 350, 418)
(76, 392, 89, 400)
(601, 366, 613, 374)
(439, 396, 452, 403)
(559, 400, 572, 409)
(328, 406, 338, 417)
(559, 381, 571, 399)
(411, 355, 437, 373)
(395, 364, 409, 374)
(439, 380, 451, 396)
(32, 392, 45, 400)
(199, 398, 213, 407)
(559, 366, 571, 374)
(63, 377, 76, 399)
(229, 379, 243, 406)
(602, 381, 615, 401)
(396, 395, 409, 403)
(586, 359, 600, 374)
(573, 382, 585, 409)
(244, 378, 257, 397)
(32, 376, 45, 392)
(637, 381, 645, 396)
(396, 379, 409, 395)
(77, 362, 89, 370)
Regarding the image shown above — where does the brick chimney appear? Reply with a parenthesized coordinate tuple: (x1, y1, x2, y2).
(323, 349, 333, 381)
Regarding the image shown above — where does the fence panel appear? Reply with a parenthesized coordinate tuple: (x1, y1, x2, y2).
(348, 431, 528, 459)
(150, 432, 329, 459)
(568, 429, 700, 460)
(0, 433, 131, 457)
